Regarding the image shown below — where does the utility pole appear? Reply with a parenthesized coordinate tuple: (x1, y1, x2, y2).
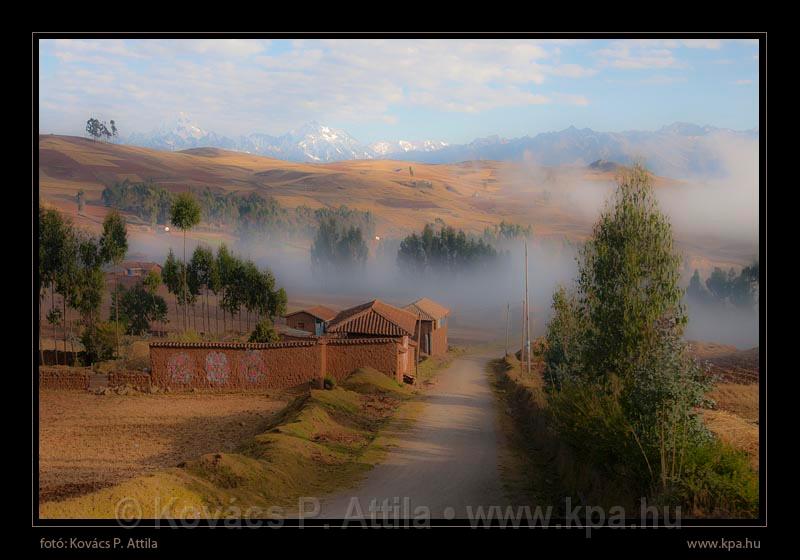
(524, 239, 531, 376)
(520, 299, 525, 361)
(505, 303, 510, 357)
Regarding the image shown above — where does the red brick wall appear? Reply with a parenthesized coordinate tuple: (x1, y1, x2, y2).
(150, 341, 323, 391)
(150, 338, 408, 391)
(325, 338, 404, 383)
(39, 367, 91, 391)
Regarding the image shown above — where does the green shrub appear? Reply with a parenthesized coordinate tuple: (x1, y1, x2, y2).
(323, 375, 336, 390)
(548, 379, 652, 491)
(168, 329, 203, 343)
(671, 439, 759, 517)
(80, 322, 117, 364)
(249, 318, 280, 343)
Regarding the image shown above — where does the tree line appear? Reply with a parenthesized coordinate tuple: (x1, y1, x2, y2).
(397, 223, 499, 275)
(39, 191, 289, 365)
(100, 180, 374, 240)
(481, 220, 532, 245)
(39, 206, 138, 364)
(686, 263, 759, 309)
(161, 243, 287, 336)
(161, 192, 287, 338)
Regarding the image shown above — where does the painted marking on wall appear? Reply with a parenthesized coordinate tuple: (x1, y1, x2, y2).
(205, 351, 230, 384)
(242, 349, 265, 384)
(168, 352, 193, 384)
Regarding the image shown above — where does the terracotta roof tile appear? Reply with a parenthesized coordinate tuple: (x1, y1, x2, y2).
(327, 300, 417, 336)
(285, 305, 338, 322)
(404, 298, 450, 321)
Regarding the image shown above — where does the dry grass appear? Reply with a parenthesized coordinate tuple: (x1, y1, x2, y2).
(700, 409, 759, 471)
(38, 391, 287, 503)
(708, 383, 759, 422)
(39, 369, 412, 519)
(701, 380, 759, 471)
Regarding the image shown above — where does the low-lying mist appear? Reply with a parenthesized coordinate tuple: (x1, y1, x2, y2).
(126, 130, 759, 349)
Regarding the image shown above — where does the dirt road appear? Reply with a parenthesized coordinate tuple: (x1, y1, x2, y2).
(318, 350, 508, 520)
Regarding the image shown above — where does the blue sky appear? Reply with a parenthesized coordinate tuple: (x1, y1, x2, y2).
(38, 38, 760, 144)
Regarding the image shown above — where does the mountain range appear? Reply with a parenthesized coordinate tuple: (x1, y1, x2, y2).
(123, 113, 758, 178)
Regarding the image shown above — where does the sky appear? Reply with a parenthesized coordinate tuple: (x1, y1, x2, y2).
(38, 37, 760, 144)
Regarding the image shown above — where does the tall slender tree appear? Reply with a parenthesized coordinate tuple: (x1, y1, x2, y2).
(190, 246, 216, 335)
(162, 250, 182, 331)
(100, 210, 128, 356)
(170, 193, 201, 331)
(39, 208, 70, 364)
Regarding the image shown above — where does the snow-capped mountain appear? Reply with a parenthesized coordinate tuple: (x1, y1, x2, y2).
(369, 139, 449, 156)
(283, 121, 373, 162)
(126, 112, 237, 151)
(122, 114, 756, 178)
(123, 114, 447, 163)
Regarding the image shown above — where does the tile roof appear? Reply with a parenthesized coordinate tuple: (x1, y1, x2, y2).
(403, 297, 450, 321)
(284, 305, 338, 322)
(327, 300, 418, 337)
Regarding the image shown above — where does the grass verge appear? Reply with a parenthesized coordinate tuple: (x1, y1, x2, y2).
(488, 354, 758, 518)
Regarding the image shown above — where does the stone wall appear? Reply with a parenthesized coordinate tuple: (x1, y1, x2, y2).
(39, 367, 91, 391)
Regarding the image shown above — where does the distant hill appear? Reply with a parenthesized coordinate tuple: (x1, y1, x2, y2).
(38, 134, 756, 277)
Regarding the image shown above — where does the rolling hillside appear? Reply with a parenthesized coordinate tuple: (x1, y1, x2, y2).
(38, 134, 754, 273)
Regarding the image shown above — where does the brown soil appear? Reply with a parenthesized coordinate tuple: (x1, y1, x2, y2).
(38, 391, 287, 503)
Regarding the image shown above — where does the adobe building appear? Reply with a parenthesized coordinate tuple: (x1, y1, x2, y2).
(326, 299, 418, 381)
(326, 300, 418, 340)
(284, 305, 337, 336)
(404, 297, 450, 356)
(119, 261, 162, 278)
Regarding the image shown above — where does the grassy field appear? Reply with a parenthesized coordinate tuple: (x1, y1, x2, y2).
(38, 391, 289, 503)
(39, 368, 413, 519)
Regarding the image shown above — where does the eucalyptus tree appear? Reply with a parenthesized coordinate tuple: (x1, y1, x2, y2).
(162, 249, 182, 331)
(170, 193, 201, 330)
(100, 210, 128, 356)
(189, 245, 217, 335)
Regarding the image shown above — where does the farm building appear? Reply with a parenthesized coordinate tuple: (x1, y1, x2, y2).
(404, 298, 450, 356)
(327, 300, 418, 340)
(119, 261, 162, 277)
(284, 305, 338, 336)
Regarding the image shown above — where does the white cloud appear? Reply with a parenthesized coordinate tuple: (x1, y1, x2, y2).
(680, 39, 722, 49)
(595, 42, 680, 70)
(42, 38, 600, 135)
